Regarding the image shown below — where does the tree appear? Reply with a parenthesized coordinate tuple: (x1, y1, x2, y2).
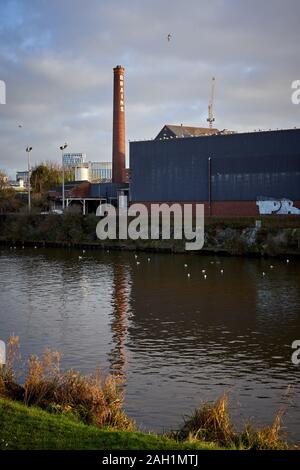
(0, 170, 21, 213)
(0, 170, 8, 190)
(30, 162, 74, 195)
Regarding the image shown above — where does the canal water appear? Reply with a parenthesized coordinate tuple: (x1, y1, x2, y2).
(0, 247, 299, 441)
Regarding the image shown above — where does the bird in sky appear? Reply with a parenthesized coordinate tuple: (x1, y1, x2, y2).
(167, 33, 172, 42)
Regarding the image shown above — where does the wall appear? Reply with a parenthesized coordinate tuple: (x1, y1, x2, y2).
(130, 129, 300, 209)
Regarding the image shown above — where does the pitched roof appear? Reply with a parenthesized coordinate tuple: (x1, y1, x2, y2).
(156, 124, 219, 140)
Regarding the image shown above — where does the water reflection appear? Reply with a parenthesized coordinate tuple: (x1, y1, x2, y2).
(109, 263, 131, 381)
(0, 248, 299, 440)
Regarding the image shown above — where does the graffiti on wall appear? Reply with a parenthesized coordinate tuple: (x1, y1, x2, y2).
(256, 198, 300, 215)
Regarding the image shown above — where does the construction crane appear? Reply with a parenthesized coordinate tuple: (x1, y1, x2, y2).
(207, 77, 216, 129)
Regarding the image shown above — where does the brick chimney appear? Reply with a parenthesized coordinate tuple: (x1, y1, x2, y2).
(112, 65, 126, 183)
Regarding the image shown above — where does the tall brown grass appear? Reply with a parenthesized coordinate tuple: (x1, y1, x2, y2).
(0, 337, 133, 430)
(23, 349, 61, 406)
(176, 393, 289, 450)
(177, 394, 235, 446)
(0, 335, 23, 400)
(240, 412, 288, 450)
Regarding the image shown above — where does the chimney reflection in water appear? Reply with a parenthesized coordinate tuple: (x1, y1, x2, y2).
(109, 263, 131, 382)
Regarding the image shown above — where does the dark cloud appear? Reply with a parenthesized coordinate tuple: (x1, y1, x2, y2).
(0, 0, 299, 177)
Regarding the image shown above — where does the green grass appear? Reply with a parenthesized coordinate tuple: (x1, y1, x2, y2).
(0, 398, 222, 450)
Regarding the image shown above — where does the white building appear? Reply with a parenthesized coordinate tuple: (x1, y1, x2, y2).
(63, 156, 112, 183)
(75, 164, 89, 181)
(16, 170, 29, 184)
(89, 162, 112, 182)
(63, 153, 86, 167)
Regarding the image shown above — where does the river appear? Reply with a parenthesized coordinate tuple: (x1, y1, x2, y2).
(0, 247, 299, 441)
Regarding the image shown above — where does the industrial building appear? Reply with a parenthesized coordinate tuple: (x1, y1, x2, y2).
(49, 64, 300, 217)
(48, 65, 128, 213)
(89, 161, 112, 181)
(63, 153, 86, 167)
(16, 170, 29, 185)
(129, 126, 300, 216)
(74, 161, 112, 182)
(48, 181, 128, 214)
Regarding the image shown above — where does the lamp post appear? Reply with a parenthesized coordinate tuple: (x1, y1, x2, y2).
(26, 146, 33, 212)
(60, 143, 68, 211)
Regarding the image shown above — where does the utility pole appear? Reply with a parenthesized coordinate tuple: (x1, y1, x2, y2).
(26, 146, 33, 212)
(60, 143, 68, 211)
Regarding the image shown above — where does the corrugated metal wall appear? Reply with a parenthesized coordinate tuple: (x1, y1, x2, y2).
(130, 129, 300, 201)
(90, 182, 129, 199)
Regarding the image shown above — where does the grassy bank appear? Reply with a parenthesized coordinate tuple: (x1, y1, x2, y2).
(0, 339, 291, 450)
(0, 398, 221, 450)
(0, 338, 223, 450)
(0, 213, 299, 256)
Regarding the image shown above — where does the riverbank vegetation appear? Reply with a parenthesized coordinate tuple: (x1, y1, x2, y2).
(0, 336, 133, 430)
(0, 171, 23, 213)
(0, 213, 299, 256)
(174, 394, 289, 450)
(0, 337, 293, 450)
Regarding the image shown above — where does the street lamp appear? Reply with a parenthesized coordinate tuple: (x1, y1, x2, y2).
(26, 146, 33, 212)
(60, 143, 68, 211)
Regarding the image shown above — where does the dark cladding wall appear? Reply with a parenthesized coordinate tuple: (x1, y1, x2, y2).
(90, 183, 129, 199)
(130, 129, 300, 202)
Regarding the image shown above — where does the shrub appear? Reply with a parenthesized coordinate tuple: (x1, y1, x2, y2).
(0, 336, 23, 400)
(240, 413, 288, 450)
(177, 394, 235, 446)
(176, 394, 289, 449)
(0, 338, 134, 431)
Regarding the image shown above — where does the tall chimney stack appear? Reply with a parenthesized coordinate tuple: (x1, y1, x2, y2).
(112, 65, 126, 183)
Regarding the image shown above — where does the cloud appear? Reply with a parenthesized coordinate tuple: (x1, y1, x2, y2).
(0, 0, 299, 177)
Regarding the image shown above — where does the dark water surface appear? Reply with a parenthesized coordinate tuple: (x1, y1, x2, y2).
(0, 247, 300, 440)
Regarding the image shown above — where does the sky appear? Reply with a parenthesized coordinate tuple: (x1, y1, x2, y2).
(0, 0, 299, 177)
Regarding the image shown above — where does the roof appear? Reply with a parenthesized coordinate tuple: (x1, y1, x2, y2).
(155, 124, 219, 140)
(48, 181, 90, 198)
(48, 181, 129, 200)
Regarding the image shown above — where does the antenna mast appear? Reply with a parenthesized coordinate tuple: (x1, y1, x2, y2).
(207, 77, 216, 129)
